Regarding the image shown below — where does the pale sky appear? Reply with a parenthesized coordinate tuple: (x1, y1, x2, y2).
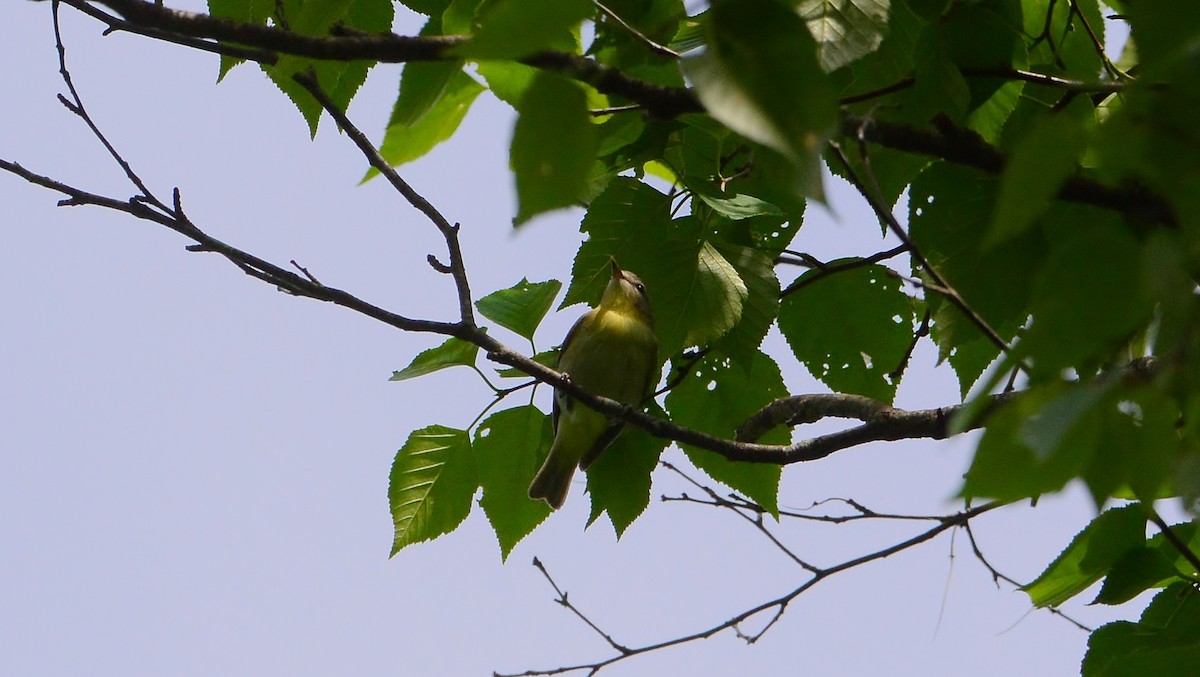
(2, 3, 1151, 676)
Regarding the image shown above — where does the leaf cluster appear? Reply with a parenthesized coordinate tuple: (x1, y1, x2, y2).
(193, 0, 1200, 668)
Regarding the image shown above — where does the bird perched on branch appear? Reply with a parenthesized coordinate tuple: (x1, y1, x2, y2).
(528, 258, 658, 509)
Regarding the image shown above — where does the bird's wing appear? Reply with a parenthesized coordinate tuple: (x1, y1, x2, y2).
(579, 423, 625, 470)
(552, 309, 594, 431)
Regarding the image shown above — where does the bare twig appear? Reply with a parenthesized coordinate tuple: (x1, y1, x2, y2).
(593, 0, 680, 59)
(501, 498, 1009, 676)
(780, 245, 908, 297)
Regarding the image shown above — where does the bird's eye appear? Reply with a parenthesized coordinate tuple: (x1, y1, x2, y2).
(635, 283, 646, 294)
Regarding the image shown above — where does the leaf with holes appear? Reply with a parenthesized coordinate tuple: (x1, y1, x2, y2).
(778, 262, 913, 402)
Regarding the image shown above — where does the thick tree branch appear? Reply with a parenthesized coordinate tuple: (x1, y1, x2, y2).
(6, 1, 1162, 472)
(735, 392, 1018, 445)
(842, 113, 1176, 228)
(49, 0, 1176, 225)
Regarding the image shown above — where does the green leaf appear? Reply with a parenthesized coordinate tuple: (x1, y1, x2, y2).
(512, 74, 598, 224)
(265, 0, 395, 135)
(693, 190, 784, 221)
(799, 0, 892, 72)
(778, 263, 914, 402)
(388, 426, 477, 555)
(586, 403, 669, 537)
(208, 0, 274, 78)
(372, 70, 485, 174)
(1092, 546, 1179, 606)
(399, 0, 453, 15)
(841, 0, 922, 104)
(390, 336, 479, 381)
(826, 143, 929, 212)
(496, 349, 558, 378)
(683, 0, 837, 199)
(664, 349, 786, 514)
(908, 29, 969, 122)
(1022, 216, 1153, 374)
(393, 60, 463, 128)
(909, 162, 1041, 397)
(1084, 583, 1200, 677)
(711, 242, 780, 366)
(475, 61, 539, 108)
(476, 278, 563, 340)
(669, 11, 707, 54)
(962, 383, 1101, 501)
(990, 111, 1089, 244)
(1022, 503, 1147, 608)
(451, 0, 591, 59)
(473, 406, 553, 560)
(390, 15, 463, 128)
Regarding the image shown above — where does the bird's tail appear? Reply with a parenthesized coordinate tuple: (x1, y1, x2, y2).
(528, 451, 575, 510)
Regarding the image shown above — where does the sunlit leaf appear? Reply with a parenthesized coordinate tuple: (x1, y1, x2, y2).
(389, 426, 477, 555)
(476, 278, 563, 340)
(390, 336, 479, 381)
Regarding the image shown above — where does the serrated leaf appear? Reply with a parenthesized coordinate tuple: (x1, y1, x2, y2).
(712, 242, 780, 366)
(664, 349, 785, 514)
(388, 426, 477, 555)
(909, 162, 1040, 397)
(476, 278, 562, 340)
(451, 0, 591, 59)
(370, 70, 484, 176)
(1084, 583, 1200, 677)
(683, 0, 837, 199)
(208, 0, 274, 78)
(512, 74, 598, 224)
(799, 0, 892, 72)
(473, 406, 553, 560)
(778, 263, 914, 402)
(390, 336, 479, 381)
(1021, 503, 1147, 608)
(264, 0, 394, 135)
(586, 403, 669, 537)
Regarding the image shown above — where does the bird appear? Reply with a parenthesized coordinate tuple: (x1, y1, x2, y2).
(528, 257, 658, 509)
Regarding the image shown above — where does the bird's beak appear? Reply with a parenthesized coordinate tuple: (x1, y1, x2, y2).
(609, 256, 624, 281)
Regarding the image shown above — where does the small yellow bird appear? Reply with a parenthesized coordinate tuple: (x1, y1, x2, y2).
(528, 258, 658, 509)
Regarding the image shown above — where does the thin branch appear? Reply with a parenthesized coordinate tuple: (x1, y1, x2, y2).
(828, 139, 1018, 361)
(841, 112, 1175, 227)
(889, 309, 931, 384)
(593, 0, 680, 59)
(500, 500, 1008, 676)
(52, 0, 166, 213)
(780, 245, 908, 297)
(661, 462, 819, 573)
(962, 519, 1093, 632)
(1146, 505, 1200, 577)
(291, 71, 476, 327)
(532, 557, 632, 656)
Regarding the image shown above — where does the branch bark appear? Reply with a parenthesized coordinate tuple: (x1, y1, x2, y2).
(48, 0, 1176, 226)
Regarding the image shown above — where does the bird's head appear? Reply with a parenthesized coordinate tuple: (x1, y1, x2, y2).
(601, 257, 654, 326)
